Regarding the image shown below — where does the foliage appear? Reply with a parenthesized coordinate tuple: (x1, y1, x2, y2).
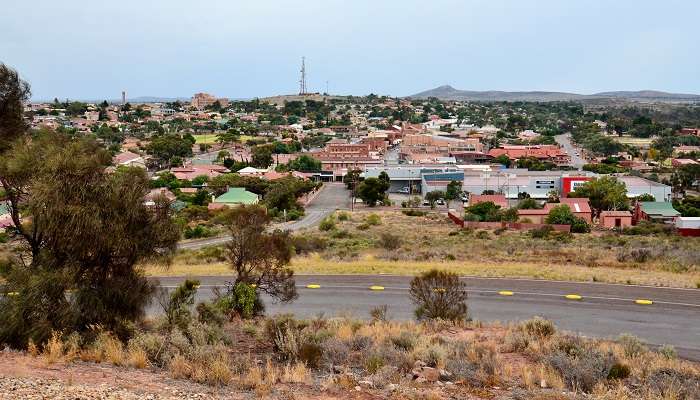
(145, 133, 195, 168)
(159, 280, 200, 332)
(343, 169, 362, 190)
(583, 163, 627, 174)
(424, 190, 444, 208)
(409, 269, 468, 321)
(215, 282, 258, 319)
(222, 205, 297, 304)
(0, 132, 180, 348)
(445, 180, 462, 200)
(277, 154, 321, 172)
(569, 176, 629, 216)
(378, 232, 402, 250)
(356, 177, 389, 207)
(319, 216, 336, 231)
(0, 63, 31, 153)
(545, 205, 591, 233)
(251, 145, 273, 168)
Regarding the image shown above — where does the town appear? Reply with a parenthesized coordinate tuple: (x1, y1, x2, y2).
(1, 1, 700, 398)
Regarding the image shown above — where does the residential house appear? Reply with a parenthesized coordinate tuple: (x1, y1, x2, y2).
(171, 164, 229, 180)
(633, 202, 680, 224)
(208, 187, 259, 210)
(599, 211, 633, 229)
(113, 151, 146, 168)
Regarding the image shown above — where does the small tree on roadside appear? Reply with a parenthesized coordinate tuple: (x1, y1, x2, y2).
(409, 270, 468, 322)
(425, 190, 445, 208)
(222, 205, 297, 310)
(356, 177, 390, 207)
(445, 180, 462, 201)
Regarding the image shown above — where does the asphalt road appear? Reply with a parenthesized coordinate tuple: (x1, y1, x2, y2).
(178, 183, 350, 250)
(151, 275, 700, 360)
(555, 133, 586, 169)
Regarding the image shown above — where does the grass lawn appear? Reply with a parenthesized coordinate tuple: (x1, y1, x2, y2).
(192, 134, 218, 144)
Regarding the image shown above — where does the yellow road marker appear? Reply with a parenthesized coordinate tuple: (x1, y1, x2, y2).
(565, 294, 582, 300)
(369, 286, 385, 291)
(6, 292, 19, 296)
(635, 299, 653, 305)
(306, 284, 321, 289)
(498, 291, 514, 296)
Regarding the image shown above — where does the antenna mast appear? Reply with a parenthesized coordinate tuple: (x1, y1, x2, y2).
(299, 57, 307, 95)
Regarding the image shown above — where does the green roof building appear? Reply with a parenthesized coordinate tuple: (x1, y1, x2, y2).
(211, 188, 259, 208)
(636, 201, 680, 224)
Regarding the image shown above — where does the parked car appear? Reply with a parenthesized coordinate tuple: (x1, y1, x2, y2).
(422, 199, 430, 206)
(460, 193, 469, 202)
(436, 198, 446, 206)
(398, 186, 410, 194)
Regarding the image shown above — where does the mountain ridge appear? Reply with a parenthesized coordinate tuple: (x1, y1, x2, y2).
(409, 85, 700, 102)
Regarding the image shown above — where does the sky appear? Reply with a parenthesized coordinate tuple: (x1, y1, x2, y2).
(2, 0, 699, 100)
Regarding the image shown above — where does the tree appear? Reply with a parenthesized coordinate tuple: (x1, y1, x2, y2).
(494, 154, 511, 167)
(425, 190, 445, 208)
(222, 205, 297, 306)
(445, 180, 462, 201)
(569, 176, 629, 216)
(636, 193, 656, 202)
(279, 155, 321, 172)
(0, 64, 31, 153)
(251, 145, 273, 168)
(409, 270, 468, 321)
(0, 132, 180, 347)
(545, 205, 590, 233)
(517, 197, 541, 209)
(343, 169, 362, 190)
(356, 177, 390, 207)
(378, 171, 390, 183)
(145, 134, 195, 168)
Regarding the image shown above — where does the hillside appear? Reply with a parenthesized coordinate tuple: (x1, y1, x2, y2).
(410, 85, 700, 102)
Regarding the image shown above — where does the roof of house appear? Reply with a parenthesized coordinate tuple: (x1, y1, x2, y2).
(114, 151, 142, 164)
(639, 202, 680, 217)
(213, 188, 258, 205)
(556, 197, 592, 214)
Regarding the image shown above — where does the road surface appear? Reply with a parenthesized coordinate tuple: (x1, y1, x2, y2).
(555, 133, 586, 169)
(178, 183, 350, 250)
(150, 275, 700, 360)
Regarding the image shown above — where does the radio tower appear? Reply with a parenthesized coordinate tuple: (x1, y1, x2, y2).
(299, 57, 307, 95)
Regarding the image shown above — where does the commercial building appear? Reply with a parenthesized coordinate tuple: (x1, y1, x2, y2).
(191, 93, 229, 110)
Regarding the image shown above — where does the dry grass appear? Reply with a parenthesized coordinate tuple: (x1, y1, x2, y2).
(43, 331, 64, 365)
(281, 362, 311, 384)
(146, 210, 700, 288)
(126, 346, 149, 369)
(168, 354, 192, 379)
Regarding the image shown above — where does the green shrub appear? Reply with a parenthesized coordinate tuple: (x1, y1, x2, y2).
(658, 344, 678, 360)
(409, 269, 468, 322)
(402, 209, 427, 217)
(291, 235, 327, 254)
(215, 282, 259, 319)
(607, 362, 631, 380)
(298, 342, 323, 369)
(365, 214, 381, 226)
(545, 335, 617, 393)
(520, 317, 556, 338)
(369, 305, 389, 322)
(475, 230, 490, 240)
(356, 223, 370, 231)
(365, 353, 385, 374)
(337, 212, 350, 221)
(378, 232, 402, 250)
(319, 216, 336, 231)
(196, 302, 225, 327)
(529, 225, 554, 238)
(331, 229, 352, 239)
(617, 334, 647, 358)
(390, 331, 417, 351)
(183, 224, 216, 239)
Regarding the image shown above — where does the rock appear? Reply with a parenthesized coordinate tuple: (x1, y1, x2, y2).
(354, 385, 362, 391)
(386, 383, 399, 391)
(438, 369, 453, 381)
(413, 360, 427, 368)
(540, 379, 548, 388)
(358, 380, 373, 388)
(332, 365, 343, 374)
(415, 376, 427, 384)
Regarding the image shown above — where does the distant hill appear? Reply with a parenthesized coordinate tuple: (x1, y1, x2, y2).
(409, 85, 700, 102)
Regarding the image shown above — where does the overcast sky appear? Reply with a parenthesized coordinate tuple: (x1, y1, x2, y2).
(2, 0, 699, 100)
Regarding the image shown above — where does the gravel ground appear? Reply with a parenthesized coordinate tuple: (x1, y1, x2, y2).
(0, 376, 217, 399)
